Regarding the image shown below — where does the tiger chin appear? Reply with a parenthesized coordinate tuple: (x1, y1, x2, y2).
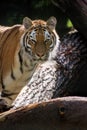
(0, 16, 60, 108)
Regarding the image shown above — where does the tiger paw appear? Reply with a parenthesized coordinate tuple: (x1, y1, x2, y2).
(0, 99, 12, 113)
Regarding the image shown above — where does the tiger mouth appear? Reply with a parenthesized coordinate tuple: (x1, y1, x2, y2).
(32, 54, 48, 61)
(34, 58, 46, 61)
(33, 56, 48, 61)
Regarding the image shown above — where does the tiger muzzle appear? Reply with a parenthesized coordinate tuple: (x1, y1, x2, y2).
(35, 44, 46, 58)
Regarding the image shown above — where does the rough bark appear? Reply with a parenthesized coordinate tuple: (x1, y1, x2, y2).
(52, 0, 87, 38)
(0, 97, 87, 130)
(55, 31, 87, 97)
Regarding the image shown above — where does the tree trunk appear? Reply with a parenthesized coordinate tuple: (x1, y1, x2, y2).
(52, 0, 87, 38)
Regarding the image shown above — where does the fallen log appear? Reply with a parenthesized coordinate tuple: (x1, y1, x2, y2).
(0, 97, 87, 130)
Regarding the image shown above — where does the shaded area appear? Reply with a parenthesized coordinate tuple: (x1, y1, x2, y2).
(52, 0, 87, 38)
(0, 0, 73, 37)
(0, 97, 87, 130)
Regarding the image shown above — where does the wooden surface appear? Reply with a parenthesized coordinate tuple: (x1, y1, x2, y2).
(0, 97, 87, 130)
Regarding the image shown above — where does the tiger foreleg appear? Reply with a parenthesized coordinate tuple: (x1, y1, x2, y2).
(0, 98, 12, 113)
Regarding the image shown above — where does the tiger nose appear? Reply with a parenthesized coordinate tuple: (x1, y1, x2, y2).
(36, 52, 44, 57)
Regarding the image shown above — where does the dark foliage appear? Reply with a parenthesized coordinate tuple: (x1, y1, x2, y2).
(0, 0, 72, 37)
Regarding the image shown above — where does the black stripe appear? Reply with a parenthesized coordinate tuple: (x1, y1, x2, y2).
(18, 50, 23, 73)
(1, 75, 5, 89)
(23, 34, 26, 47)
(23, 32, 28, 47)
(1, 90, 18, 99)
(25, 46, 31, 53)
(11, 66, 16, 80)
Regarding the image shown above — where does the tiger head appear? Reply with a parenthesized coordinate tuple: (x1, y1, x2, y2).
(21, 16, 59, 61)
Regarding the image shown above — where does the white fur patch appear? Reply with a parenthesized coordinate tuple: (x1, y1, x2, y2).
(29, 30, 36, 41)
(48, 30, 60, 60)
(44, 30, 51, 41)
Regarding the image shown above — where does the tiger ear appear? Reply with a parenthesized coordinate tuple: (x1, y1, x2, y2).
(47, 16, 57, 30)
(23, 17, 32, 29)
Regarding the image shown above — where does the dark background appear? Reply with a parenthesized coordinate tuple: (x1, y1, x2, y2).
(0, 0, 73, 37)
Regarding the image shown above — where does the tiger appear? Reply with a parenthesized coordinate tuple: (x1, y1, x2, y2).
(0, 16, 60, 106)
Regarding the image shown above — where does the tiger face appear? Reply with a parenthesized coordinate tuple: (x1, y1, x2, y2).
(21, 16, 59, 61)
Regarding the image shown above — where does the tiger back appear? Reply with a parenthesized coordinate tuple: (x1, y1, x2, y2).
(0, 16, 60, 105)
